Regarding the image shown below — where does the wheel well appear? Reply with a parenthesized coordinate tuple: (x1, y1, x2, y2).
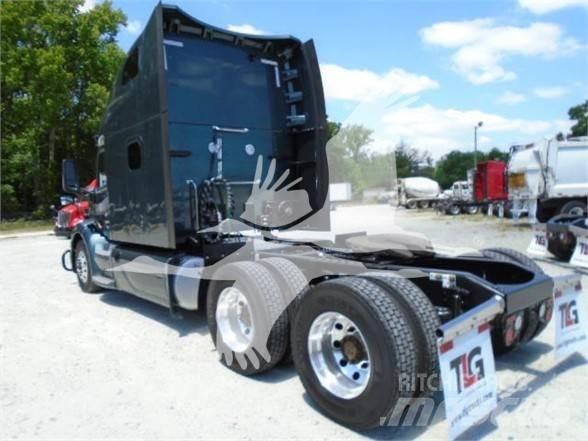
(71, 233, 83, 258)
(540, 197, 585, 210)
(66, 233, 84, 276)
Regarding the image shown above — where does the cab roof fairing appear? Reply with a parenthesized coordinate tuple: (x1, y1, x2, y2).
(160, 3, 302, 54)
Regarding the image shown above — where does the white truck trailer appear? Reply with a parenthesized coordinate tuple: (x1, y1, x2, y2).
(508, 137, 588, 222)
(328, 182, 352, 210)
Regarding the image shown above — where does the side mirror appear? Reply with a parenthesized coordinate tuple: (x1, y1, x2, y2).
(62, 159, 80, 194)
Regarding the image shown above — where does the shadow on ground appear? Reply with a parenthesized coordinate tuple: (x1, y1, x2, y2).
(99, 290, 208, 337)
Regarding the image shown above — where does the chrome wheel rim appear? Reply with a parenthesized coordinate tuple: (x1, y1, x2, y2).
(216, 287, 254, 353)
(308, 312, 371, 399)
(76, 250, 89, 284)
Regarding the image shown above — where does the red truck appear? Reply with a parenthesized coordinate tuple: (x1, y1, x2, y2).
(474, 160, 508, 202)
(440, 160, 510, 216)
(53, 179, 97, 238)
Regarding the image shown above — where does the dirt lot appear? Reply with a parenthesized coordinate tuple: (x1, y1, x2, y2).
(1, 205, 587, 440)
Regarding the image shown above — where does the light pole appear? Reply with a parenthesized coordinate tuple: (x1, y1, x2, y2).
(474, 121, 483, 168)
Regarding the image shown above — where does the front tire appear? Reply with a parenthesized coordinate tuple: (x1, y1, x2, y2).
(74, 240, 100, 293)
(292, 277, 417, 430)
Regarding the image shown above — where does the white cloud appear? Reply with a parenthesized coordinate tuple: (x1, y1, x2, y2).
(126, 20, 142, 36)
(79, 0, 96, 13)
(320, 63, 439, 102)
(533, 86, 569, 98)
(421, 19, 581, 84)
(519, 0, 588, 14)
(227, 24, 267, 35)
(497, 91, 526, 105)
(379, 104, 571, 157)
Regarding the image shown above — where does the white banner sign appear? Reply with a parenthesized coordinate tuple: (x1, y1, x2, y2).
(527, 228, 548, 257)
(554, 277, 588, 360)
(570, 235, 588, 269)
(438, 325, 497, 440)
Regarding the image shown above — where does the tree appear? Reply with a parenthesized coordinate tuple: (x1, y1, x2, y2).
(485, 147, 509, 162)
(568, 100, 588, 137)
(434, 150, 477, 189)
(330, 124, 373, 162)
(394, 141, 433, 179)
(1, 0, 127, 218)
(327, 120, 341, 140)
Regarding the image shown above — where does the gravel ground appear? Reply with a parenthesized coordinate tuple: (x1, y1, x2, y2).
(1, 205, 587, 440)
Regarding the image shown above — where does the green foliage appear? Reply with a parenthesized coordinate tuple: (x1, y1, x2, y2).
(1, 0, 126, 218)
(394, 141, 433, 179)
(485, 147, 509, 162)
(327, 120, 341, 140)
(326, 124, 433, 198)
(568, 100, 588, 137)
(434, 151, 476, 189)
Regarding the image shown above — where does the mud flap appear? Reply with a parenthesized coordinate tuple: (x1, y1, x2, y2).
(527, 223, 548, 257)
(436, 296, 504, 439)
(569, 225, 588, 269)
(553, 275, 588, 360)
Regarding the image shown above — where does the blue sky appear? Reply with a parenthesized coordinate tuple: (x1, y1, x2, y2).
(86, 0, 587, 158)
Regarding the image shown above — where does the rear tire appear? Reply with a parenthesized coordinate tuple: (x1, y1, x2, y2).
(548, 236, 576, 261)
(480, 248, 549, 352)
(463, 205, 479, 215)
(207, 261, 288, 375)
(560, 200, 587, 217)
(482, 247, 543, 274)
(406, 200, 417, 209)
(362, 273, 440, 396)
(418, 201, 430, 209)
(446, 204, 461, 216)
(74, 240, 100, 293)
(292, 277, 417, 430)
(259, 257, 308, 364)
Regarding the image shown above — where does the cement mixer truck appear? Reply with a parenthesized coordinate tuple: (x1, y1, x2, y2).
(396, 177, 441, 209)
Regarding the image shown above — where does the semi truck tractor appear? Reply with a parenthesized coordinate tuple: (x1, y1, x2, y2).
(52, 179, 98, 238)
(61, 4, 580, 431)
(439, 161, 509, 216)
(508, 137, 588, 222)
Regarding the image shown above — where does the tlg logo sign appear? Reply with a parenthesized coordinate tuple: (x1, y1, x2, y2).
(438, 325, 497, 439)
(553, 276, 587, 360)
(449, 346, 485, 394)
(558, 300, 579, 329)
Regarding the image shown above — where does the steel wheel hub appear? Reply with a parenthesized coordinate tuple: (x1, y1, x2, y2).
(76, 250, 88, 284)
(216, 287, 254, 352)
(308, 312, 371, 400)
(569, 207, 585, 216)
